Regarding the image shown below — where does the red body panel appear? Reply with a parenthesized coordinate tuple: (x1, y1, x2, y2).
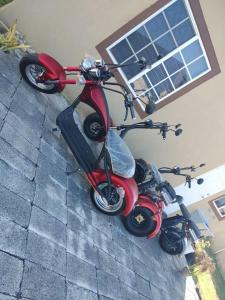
(38, 53, 110, 134)
(89, 170, 138, 216)
(136, 195, 164, 239)
(38, 53, 66, 91)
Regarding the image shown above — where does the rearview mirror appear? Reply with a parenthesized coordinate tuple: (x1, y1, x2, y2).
(145, 97, 156, 115)
(197, 178, 204, 185)
(145, 103, 156, 115)
(175, 129, 183, 136)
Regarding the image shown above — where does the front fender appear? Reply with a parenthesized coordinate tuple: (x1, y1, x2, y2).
(92, 170, 138, 216)
(38, 53, 66, 91)
(136, 195, 163, 239)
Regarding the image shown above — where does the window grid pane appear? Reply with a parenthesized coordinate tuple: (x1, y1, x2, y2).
(213, 197, 225, 217)
(107, 0, 210, 105)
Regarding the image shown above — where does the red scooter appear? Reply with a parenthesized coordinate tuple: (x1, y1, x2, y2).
(123, 162, 178, 238)
(19, 53, 178, 216)
(19, 53, 141, 216)
(122, 162, 204, 238)
(20, 53, 170, 216)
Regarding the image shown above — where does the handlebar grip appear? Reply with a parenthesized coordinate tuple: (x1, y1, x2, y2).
(162, 130, 166, 139)
(179, 203, 191, 219)
(130, 104, 136, 120)
(188, 220, 202, 239)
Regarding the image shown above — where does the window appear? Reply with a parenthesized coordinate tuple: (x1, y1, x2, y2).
(213, 196, 225, 218)
(97, 0, 220, 116)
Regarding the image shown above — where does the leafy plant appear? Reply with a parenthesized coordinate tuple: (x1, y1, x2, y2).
(0, 20, 29, 52)
(0, 0, 14, 7)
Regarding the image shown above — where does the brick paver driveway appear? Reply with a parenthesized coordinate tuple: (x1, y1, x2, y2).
(0, 51, 197, 300)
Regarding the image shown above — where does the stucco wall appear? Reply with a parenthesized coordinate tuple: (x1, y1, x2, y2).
(1, 0, 225, 182)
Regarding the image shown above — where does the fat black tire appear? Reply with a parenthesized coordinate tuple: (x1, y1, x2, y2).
(83, 113, 105, 141)
(134, 159, 148, 183)
(122, 206, 156, 237)
(19, 54, 59, 94)
(90, 183, 125, 216)
(159, 231, 185, 255)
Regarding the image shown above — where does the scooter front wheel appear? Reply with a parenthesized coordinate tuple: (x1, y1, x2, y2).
(159, 231, 185, 255)
(19, 54, 59, 94)
(122, 206, 156, 237)
(90, 182, 125, 216)
(83, 113, 106, 141)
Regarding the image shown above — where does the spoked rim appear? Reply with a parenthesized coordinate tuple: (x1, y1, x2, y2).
(89, 121, 103, 136)
(25, 64, 55, 90)
(93, 183, 124, 213)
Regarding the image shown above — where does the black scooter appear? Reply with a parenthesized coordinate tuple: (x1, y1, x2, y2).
(159, 199, 202, 255)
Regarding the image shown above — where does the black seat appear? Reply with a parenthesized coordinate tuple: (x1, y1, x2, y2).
(56, 105, 97, 173)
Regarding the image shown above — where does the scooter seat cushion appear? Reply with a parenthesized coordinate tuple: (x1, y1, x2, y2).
(105, 129, 135, 178)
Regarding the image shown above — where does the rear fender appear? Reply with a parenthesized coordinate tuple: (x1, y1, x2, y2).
(91, 170, 138, 216)
(136, 195, 163, 239)
(38, 53, 66, 91)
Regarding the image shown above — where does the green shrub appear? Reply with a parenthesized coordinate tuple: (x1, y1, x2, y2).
(0, 0, 14, 8)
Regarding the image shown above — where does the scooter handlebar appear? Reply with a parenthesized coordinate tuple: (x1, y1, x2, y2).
(179, 203, 192, 219)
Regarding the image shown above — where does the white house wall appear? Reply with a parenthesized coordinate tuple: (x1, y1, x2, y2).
(165, 164, 225, 214)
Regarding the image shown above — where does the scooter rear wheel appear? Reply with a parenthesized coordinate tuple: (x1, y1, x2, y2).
(19, 54, 59, 94)
(83, 113, 105, 141)
(90, 182, 125, 215)
(122, 206, 156, 237)
(159, 231, 185, 255)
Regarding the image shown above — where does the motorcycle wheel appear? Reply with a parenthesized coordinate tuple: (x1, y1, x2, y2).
(83, 113, 105, 141)
(90, 182, 125, 216)
(19, 54, 59, 94)
(134, 159, 148, 183)
(122, 206, 156, 237)
(159, 231, 185, 255)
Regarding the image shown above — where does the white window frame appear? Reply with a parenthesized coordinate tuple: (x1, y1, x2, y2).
(213, 197, 225, 218)
(106, 0, 211, 110)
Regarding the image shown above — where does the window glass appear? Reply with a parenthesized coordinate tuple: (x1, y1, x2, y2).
(131, 76, 151, 94)
(110, 40, 133, 64)
(188, 56, 208, 78)
(122, 56, 140, 80)
(215, 197, 225, 208)
(147, 65, 167, 85)
(155, 79, 174, 98)
(164, 0, 188, 27)
(154, 32, 176, 57)
(173, 19, 195, 46)
(145, 89, 158, 102)
(137, 45, 158, 65)
(171, 68, 190, 88)
(220, 208, 225, 216)
(164, 53, 184, 75)
(145, 13, 168, 40)
(107, 0, 211, 107)
(182, 40, 203, 64)
(127, 27, 150, 52)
